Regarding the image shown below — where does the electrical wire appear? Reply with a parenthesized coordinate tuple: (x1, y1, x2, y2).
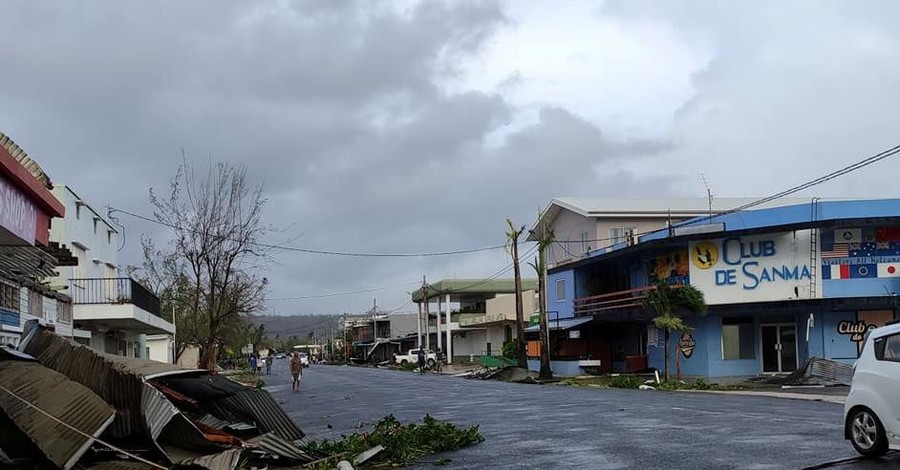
(267, 282, 420, 301)
(109, 208, 506, 258)
(0, 384, 168, 470)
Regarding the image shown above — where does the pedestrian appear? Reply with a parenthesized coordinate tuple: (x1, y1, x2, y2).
(256, 354, 264, 375)
(265, 354, 273, 375)
(417, 348, 426, 374)
(249, 354, 257, 375)
(290, 351, 303, 391)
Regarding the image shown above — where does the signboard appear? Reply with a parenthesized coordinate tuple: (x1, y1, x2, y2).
(0, 173, 36, 245)
(689, 231, 812, 305)
(679, 333, 696, 358)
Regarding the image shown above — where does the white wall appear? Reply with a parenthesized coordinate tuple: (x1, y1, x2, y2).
(50, 185, 119, 285)
(147, 334, 173, 363)
(453, 329, 486, 359)
(17, 286, 73, 337)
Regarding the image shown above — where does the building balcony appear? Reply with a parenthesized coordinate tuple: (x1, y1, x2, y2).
(68, 278, 174, 335)
(574, 286, 656, 317)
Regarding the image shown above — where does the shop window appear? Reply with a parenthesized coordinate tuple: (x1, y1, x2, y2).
(556, 279, 566, 302)
(875, 334, 900, 363)
(722, 317, 755, 360)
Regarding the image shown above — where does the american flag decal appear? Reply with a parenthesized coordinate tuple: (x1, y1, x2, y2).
(821, 243, 850, 259)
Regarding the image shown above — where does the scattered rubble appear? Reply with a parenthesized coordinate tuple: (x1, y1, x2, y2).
(466, 366, 538, 383)
(1, 325, 311, 470)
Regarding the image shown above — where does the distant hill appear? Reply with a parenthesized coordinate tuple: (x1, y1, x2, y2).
(250, 314, 344, 343)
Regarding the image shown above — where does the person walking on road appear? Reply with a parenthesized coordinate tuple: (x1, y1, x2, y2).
(290, 351, 303, 391)
(249, 354, 258, 375)
(265, 354, 273, 375)
(417, 348, 426, 374)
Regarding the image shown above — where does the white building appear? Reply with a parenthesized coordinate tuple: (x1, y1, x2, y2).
(50, 185, 174, 359)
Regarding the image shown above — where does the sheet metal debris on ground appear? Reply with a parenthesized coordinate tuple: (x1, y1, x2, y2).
(0, 325, 313, 470)
(759, 357, 854, 387)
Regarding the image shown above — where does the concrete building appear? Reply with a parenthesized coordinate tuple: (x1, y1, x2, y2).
(412, 278, 538, 364)
(50, 185, 174, 359)
(346, 312, 418, 363)
(0, 133, 75, 348)
(532, 197, 900, 377)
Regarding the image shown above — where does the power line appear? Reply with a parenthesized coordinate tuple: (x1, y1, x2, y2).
(110, 208, 506, 258)
(267, 282, 420, 301)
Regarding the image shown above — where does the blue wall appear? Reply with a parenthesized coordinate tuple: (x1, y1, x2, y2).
(0, 309, 18, 327)
(548, 269, 575, 319)
(823, 279, 900, 298)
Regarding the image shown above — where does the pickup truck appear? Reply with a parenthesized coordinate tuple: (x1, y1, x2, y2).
(393, 349, 437, 367)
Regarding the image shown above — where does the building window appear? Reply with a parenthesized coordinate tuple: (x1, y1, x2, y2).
(556, 279, 566, 302)
(581, 232, 590, 254)
(722, 317, 755, 360)
(875, 334, 900, 363)
(57, 300, 73, 323)
(609, 227, 636, 246)
(28, 290, 43, 319)
(0, 283, 20, 312)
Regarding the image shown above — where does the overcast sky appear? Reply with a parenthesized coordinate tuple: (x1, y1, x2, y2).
(2, 0, 900, 316)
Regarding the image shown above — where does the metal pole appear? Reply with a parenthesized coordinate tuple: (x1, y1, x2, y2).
(172, 304, 176, 365)
(445, 293, 452, 364)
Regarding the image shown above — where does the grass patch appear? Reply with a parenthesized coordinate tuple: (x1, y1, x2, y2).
(300, 415, 483, 469)
(227, 372, 266, 389)
(656, 378, 713, 391)
(609, 375, 645, 389)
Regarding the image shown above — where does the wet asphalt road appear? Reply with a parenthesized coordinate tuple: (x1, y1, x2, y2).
(262, 361, 899, 469)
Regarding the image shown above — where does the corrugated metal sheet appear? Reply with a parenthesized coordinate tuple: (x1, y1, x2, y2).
(245, 432, 312, 463)
(808, 357, 854, 385)
(0, 355, 115, 469)
(20, 327, 202, 438)
(84, 461, 160, 470)
(178, 448, 244, 470)
(155, 375, 304, 441)
(140, 384, 180, 440)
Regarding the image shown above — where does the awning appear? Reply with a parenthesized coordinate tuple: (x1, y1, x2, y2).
(524, 317, 592, 333)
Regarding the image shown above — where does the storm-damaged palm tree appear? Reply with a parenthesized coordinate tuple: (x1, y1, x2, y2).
(505, 219, 527, 368)
(643, 281, 707, 381)
(529, 226, 555, 381)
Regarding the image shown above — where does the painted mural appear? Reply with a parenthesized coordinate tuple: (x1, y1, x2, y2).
(821, 227, 900, 280)
(648, 250, 690, 285)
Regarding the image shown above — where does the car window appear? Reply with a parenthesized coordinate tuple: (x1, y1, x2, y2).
(874, 333, 900, 362)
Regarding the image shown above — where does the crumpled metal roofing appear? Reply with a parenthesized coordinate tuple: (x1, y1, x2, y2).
(20, 326, 202, 438)
(178, 448, 244, 470)
(0, 349, 115, 470)
(155, 375, 304, 441)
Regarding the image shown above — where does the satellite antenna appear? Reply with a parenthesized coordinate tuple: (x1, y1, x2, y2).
(700, 173, 714, 221)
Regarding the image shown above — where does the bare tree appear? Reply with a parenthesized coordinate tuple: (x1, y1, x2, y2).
(505, 219, 527, 368)
(143, 161, 269, 370)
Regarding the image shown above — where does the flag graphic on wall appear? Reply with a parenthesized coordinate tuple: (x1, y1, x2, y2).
(836, 228, 862, 243)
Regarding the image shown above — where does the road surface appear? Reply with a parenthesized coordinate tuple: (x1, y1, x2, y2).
(263, 362, 898, 469)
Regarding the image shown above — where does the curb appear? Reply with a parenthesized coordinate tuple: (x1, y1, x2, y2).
(679, 389, 846, 404)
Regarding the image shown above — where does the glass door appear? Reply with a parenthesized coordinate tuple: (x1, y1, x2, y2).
(761, 324, 798, 373)
(779, 325, 798, 373)
(762, 326, 779, 373)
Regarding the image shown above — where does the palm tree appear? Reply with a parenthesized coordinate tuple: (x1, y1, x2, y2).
(643, 281, 707, 381)
(505, 219, 527, 368)
(529, 227, 555, 381)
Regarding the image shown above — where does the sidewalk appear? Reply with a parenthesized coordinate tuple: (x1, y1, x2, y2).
(682, 388, 847, 405)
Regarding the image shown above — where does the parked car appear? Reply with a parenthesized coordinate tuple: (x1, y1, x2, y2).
(844, 321, 900, 457)
(393, 349, 437, 367)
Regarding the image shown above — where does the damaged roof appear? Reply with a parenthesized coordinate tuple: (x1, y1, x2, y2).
(0, 348, 115, 470)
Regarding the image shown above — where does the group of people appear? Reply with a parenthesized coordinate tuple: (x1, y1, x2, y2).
(248, 353, 274, 375)
(247, 351, 305, 392)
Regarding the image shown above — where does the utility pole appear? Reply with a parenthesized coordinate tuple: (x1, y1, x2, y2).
(507, 219, 527, 368)
(424, 276, 431, 351)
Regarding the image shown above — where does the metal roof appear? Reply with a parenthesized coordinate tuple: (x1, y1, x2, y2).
(19, 326, 203, 438)
(411, 279, 538, 302)
(524, 317, 592, 333)
(0, 350, 115, 470)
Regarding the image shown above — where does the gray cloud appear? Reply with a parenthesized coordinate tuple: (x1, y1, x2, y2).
(0, 0, 704, 314)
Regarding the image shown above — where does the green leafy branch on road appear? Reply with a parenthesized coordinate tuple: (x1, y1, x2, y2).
(300, 414, 484, 469)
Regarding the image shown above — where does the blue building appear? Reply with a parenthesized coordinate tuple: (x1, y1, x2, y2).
(528, 198, 900, 378)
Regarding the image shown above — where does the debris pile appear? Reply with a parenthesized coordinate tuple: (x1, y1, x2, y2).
(0, 325, 312, 469)
(779, 357, 853, 387)
(466, 365, 538, 383)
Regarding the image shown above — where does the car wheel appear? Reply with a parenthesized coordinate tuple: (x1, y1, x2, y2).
(427, 359, 435, 368)
(400, 360, 408, 365)
(849, 408, 889, 457)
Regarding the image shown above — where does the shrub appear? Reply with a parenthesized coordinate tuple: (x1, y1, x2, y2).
(609, 375, 643, 389)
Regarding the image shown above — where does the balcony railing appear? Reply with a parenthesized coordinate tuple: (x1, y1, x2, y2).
(68, 278, 161, 316)
(574, 286, 656, 317)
